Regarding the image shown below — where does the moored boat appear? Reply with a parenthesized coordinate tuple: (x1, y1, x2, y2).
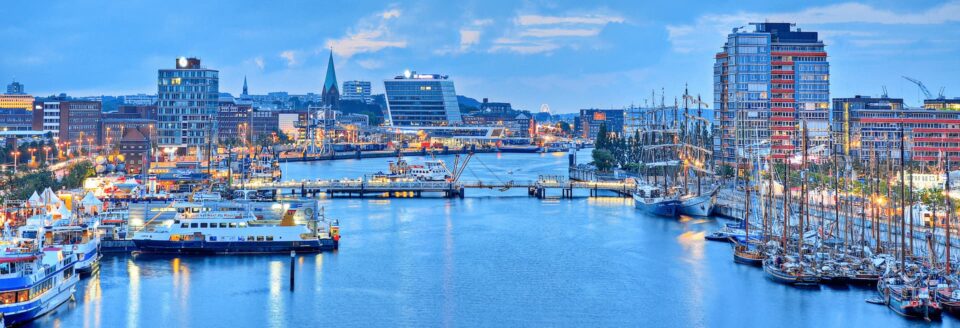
(879, 276, 942, 320)
(632, 183, 680, 218)
(132, 204, 339, 254)
(763, 256, 820, 286)
(679, 185, 719, 217)
(0, 225, 79, 325)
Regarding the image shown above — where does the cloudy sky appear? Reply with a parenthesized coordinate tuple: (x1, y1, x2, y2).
(3, 0, 959, 112)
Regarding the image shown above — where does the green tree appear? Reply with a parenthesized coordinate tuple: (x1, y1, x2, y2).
(60, 161, 95, 189)
(592, 149, 616, 172)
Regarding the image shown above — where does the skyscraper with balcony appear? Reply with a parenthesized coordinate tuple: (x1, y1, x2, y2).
(713, 23, 829, 166)
(157, 57, 219, 154)
(384, 71, 462, 126)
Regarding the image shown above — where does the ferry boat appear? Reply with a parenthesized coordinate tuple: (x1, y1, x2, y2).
(632, 183, 680, 218)
(678, 185, 719, 217)
(0, 225, 79, 325)
(383, 156, 451, 181)
(131, 204, 339, 254)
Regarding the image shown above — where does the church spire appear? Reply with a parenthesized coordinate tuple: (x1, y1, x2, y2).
(321, 48, 340, 109)
(242, 75, 248, 96)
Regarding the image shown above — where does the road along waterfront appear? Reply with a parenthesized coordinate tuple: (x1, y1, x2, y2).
(24, 152, 949, 327)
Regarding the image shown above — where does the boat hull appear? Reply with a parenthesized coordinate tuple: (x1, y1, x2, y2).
(679, 191, 717, 217)
(634, 199, 680, 218)
(0, 266, 79, 325)
(883, 290, 942, 320)
(133, 239, 336, 254)
(763, 262, 820, 286)
(733, 252, 763, 266)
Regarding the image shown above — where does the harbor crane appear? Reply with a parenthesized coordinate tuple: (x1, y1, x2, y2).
(903, 76, 945, 100)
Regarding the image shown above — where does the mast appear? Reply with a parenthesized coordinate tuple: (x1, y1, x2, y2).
(899, 124, 906, 269)
(947, 157, 953, 275)
(909, 163, 915, 258)
(798, 121, 806, 264)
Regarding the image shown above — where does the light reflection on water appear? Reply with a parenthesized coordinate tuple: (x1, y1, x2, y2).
(22, 152, 947, 327)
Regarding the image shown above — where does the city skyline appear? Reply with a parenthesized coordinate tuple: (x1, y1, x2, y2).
(3, 1, 960, 112)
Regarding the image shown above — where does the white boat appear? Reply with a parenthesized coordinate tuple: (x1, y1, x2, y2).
(46, 222, 101, 276)
(387, 157, 450, 181)
(0, 224, 79, 325)
(679, 185, 719, 217)
(132, 204, 339, 254)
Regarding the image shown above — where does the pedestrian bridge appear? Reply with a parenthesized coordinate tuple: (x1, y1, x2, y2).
(234, 175, 636, 199)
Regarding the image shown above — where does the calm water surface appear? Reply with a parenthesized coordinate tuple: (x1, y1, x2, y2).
(28, 152, 955, 327)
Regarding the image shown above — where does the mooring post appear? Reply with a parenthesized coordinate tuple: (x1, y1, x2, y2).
(289, 250, 296, 291)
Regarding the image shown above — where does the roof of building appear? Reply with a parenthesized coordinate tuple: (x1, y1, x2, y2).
(323, 50, 338, 93)
(120, 127, 148, 143)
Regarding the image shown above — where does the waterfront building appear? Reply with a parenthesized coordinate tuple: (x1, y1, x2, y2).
(831, 94, 960, 163)
(157, 57, 219, 155)
(278, 110, 307, 140)
(713, 22, 829, 166)
(321, 51, 340, 110)
(104, 104, 158, 120)
(578, 109, 624, 140)
(100, 118, 156, 147)
(925, 98, 960, 110)
(32, 98, 101, 142)
(384, 71, 462, 126)
(6, 79, 25, 95)
(218, 98, 253, 142)
(462, 109, 535, 139)
(119, 127, 150, 175)
(480, 98, 513, 114)
(250, 109, 279, 141)
(342, 80, 372, 103)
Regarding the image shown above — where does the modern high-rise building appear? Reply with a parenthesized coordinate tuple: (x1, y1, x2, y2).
(6, 79, 25, 95)
(384, 71, 462, 126)
(342, 80, 372, 103)
(321, 51, 339, 110)
(713, 22, 829, 166)
(157, 57, 219, 154)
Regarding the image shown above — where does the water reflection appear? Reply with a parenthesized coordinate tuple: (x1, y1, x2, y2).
(267, 261, 286, 328)
(81, 272, 101, 328)
(126, 259, 140, 328)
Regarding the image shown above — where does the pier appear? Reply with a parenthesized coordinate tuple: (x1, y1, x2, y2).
(237, 175, 636, 199)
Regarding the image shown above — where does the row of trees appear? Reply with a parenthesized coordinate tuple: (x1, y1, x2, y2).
(0, 161, 95, 202)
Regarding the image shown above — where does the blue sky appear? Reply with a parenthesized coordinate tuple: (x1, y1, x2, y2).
(3, 0, 959, 113)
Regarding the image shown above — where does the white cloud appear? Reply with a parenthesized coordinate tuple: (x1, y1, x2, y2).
(381, 9, 401, 20)
(489, 10, 623, 54)
(519, 28, 601, 38)
(460, 29, 481, 50)
(517, 14, 624, 26)
(279, 51, 298, 67)
(254, 56, 265, 70)
(356, 59, 383, 69)
(666, 1, 960, 53)
(327, 8, 407, 58)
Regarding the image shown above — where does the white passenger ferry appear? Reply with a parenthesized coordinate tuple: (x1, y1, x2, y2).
(131, 204, 339, 254)
(0, 224, 79, 325)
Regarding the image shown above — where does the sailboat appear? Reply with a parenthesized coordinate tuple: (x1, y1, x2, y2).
(678, 91, 719, 217)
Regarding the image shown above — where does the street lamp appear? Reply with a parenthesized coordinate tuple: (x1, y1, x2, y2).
(42, 146, 51, 165)
(10, 151, 20, 174)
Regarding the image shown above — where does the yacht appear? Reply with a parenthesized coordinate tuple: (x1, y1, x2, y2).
(132, 204, 339, 254)
(0, 224, 79, 325)
(46, 221, 101, 276)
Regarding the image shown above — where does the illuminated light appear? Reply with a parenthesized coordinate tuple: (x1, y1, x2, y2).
(403, 69, 411, 78)
(177, 56, 188, 68)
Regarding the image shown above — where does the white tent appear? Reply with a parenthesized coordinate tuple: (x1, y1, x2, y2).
(27, 192, 41, 207)
(41, 188, 57, 205)
(79, 192, 104, 215)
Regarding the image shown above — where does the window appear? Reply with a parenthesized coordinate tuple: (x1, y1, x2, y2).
(256, 236, 264, 241)
(266, 236, 274, 241)
(247, 236, 254, 241)
(219, 223, 228, 228)
(190, 223, 198, 228)
(181, 223, 189, 228)
(229, 223, 237, 228)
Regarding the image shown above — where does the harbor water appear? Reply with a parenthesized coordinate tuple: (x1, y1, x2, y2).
(27, 152, 953, 327)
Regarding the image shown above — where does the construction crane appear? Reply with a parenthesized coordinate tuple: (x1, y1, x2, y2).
(902, 76, 939, 100)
